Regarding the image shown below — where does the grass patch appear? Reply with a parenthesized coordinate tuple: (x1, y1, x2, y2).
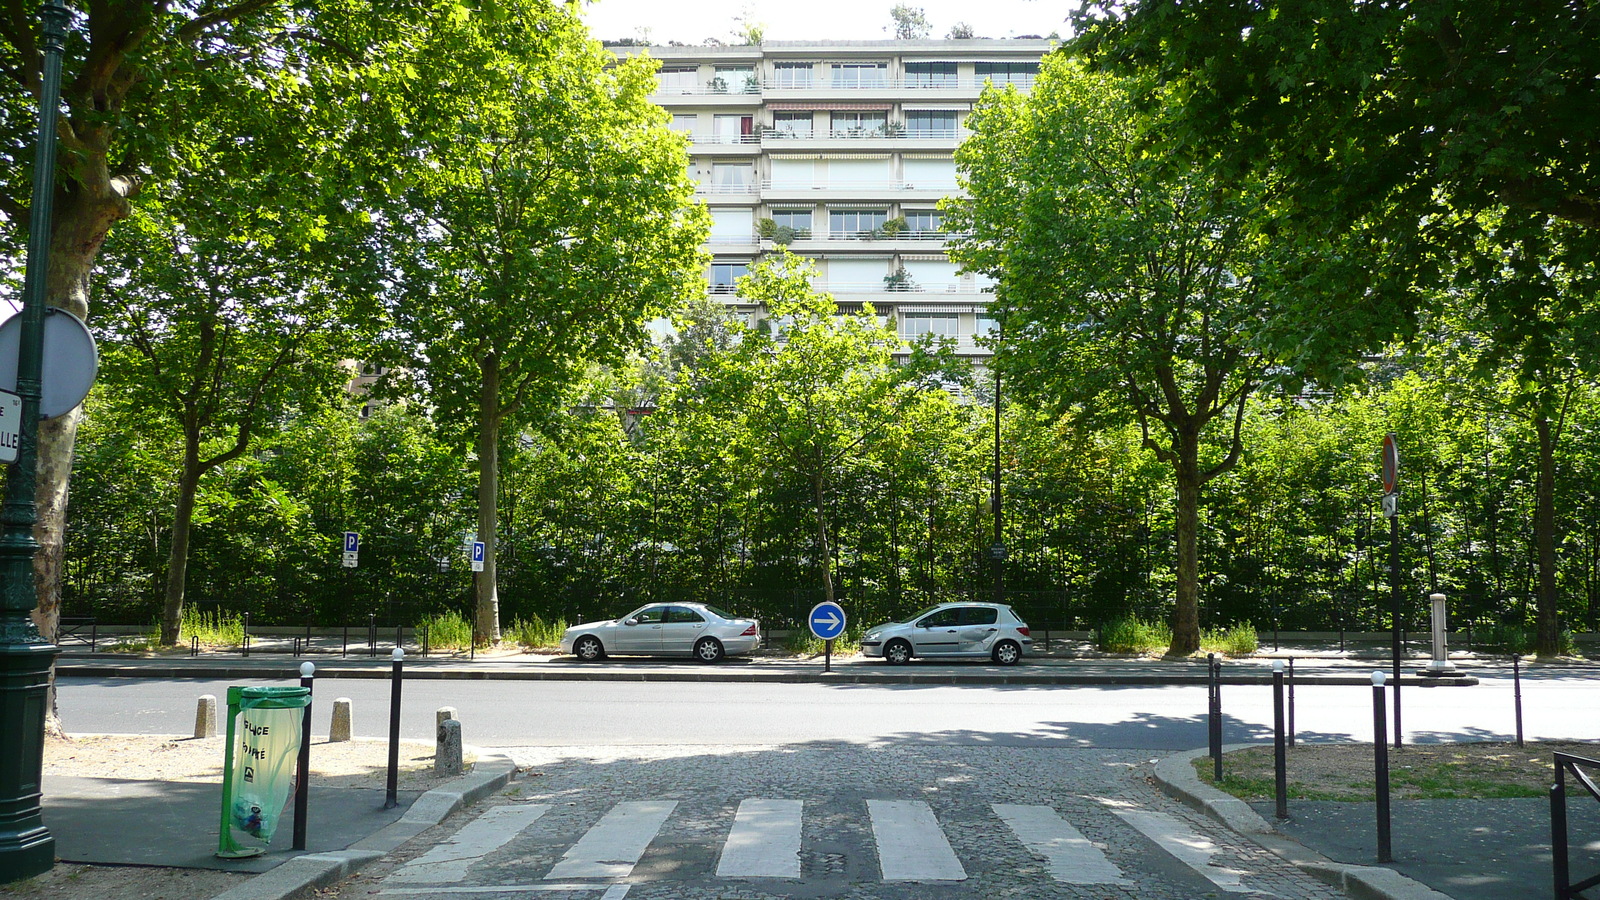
(1195, 741, 1597, 801)
(1200, 622, 1259, 657)
(417, 610, 475, 650)
(786, 625, 861, 656)
(181, 607, 244, 647)
(1096, 616, 1171, 654)
(506, 615, 568, 650)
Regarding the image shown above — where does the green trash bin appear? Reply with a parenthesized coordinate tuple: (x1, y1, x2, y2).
(217, 686, 311, 858)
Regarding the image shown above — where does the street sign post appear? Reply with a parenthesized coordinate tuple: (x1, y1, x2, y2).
(471, 541, 486, 573)
(1380, 432, 1402, 747)
(809, 600, 847, 674)
(342, 532, 359, 568)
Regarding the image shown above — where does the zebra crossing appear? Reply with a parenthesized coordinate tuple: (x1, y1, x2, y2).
(377, 796, 1278, 896)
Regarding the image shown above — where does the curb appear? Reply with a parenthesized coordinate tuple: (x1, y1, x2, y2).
(1152, 745, 1455, 900)
(207, 748, 518, 900)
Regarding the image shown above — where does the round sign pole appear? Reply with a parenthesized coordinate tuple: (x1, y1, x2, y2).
(808, 601, 847, 674)
(1381, 432, 1402, 747)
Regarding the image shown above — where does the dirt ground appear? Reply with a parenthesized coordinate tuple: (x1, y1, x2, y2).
(0, 733, 473, 900)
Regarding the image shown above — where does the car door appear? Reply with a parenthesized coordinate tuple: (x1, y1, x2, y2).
(611, 605, 666, 654)
(909, 607, 963, 655)
(658, 606, 709, 655)
(954, 605, 1000, 655)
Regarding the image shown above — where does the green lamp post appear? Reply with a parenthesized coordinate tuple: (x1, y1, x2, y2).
(0, 0, 70, 882)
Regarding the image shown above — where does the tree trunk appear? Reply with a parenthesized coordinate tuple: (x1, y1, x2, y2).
(474, 354, 502, 644)
(158, 450, 205, 645)
(1534, 414, 1561, 656)
(812, 472, 834, 605)
(1168, 435, 1203, 656)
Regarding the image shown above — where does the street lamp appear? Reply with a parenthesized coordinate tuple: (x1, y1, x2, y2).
(0, 0, 71, 882)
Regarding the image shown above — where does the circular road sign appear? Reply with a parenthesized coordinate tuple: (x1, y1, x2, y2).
(1380, 432, 1400, 493)
(0, 308, 99, 419)
(808, 601, 847, 641)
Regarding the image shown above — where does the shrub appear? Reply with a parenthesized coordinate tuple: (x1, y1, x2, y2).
(1096, 616, 1171, 654)
(786, 624, 860, 655)
(1202, 623, 1259, 657)
(182, 607, 244, 647)
(418, 610, 474, 650)
(507, 615, 568, 649)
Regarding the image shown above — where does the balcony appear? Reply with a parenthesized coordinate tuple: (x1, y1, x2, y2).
(761, 179, 961, 202)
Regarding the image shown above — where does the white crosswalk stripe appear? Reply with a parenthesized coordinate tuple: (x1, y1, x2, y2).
(384, 803, 550, 885)
(716, 798, 804, 878)
(867, 799, 967, 882)
(994, 803, 1130, 885)
(1114, 808, 1279, 896)
(545, 800, 678, 880)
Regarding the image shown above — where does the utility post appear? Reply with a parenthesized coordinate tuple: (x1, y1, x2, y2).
(0, 0, 70, 882)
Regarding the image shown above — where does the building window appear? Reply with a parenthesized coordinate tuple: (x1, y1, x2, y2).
(904, 210, 945, 236)
(830, 62, 888, 88)
(710, 263, 750, 293)
(903, 314, 959, 338)
(771, 112, 813, 138)
(670, 114, 696, 134)
(711, 162, 754, 191)
(830, 110, 888, 138)
(771, 209, 814, 236)
(658, 68, 698, 93)
(905, 62, 958, 87)
(976, 315, 1000, 337)
(772, 62, 814, 88)
(713, 66, 759, 93)
(830, 209, 888, 239)
(906, 110, 959, 139)
(975, 61, 1039, 85)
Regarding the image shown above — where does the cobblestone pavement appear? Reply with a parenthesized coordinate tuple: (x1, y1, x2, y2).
(343, 743, 1347, 900)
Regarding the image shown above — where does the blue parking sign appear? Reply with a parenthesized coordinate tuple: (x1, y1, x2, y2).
(343, 532, 359, 553)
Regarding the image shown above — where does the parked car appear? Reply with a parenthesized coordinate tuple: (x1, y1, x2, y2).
(560, 603, 761, 663)
(860, 602, 1032, 665)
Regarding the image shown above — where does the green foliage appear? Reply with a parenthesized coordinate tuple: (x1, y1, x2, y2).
(889, 4, 931, 40)
(1096, 617, 1172, 654)
(181, 608, 246, 647)
(786, 625, 862, 656)
(1200, 623, 1258, 657)
(419, 611, 476, 651)
(506, 615, 569, 649)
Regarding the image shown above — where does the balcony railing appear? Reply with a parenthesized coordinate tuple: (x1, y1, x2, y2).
(761, 127, 967, 141)
(820, 229, 962, 241)
(764, 76, 1035, 91)
(821, 280, 977, 293)
(762, 179, 959, 192)
(687, 132, 761, 146)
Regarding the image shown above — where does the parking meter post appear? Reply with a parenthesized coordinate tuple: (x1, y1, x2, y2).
(1272, 660, 1288, 821)
(1513, 654, 1525, 748)
(385, 649, 404, 809)
(294, 663, 314, 850)
(1372, 670, 1392, 863)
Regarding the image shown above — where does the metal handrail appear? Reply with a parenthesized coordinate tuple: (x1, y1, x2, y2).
(1552, 752, 1600, 899)
(761, 179, 960, 192)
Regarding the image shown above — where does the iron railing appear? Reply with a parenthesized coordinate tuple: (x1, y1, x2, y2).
(1552, 752, 1600, 899)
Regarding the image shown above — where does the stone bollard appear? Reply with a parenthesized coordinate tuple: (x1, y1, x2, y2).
(435, 718, 463, 777)
(436, 706, 457, 729)
(194, 695, 217, 739)
(330, 698, 353, 742)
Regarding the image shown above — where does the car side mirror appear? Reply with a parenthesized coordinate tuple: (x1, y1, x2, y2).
(623, 618, 638, 626)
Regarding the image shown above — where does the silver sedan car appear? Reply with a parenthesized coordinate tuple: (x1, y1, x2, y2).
(860, 602, 1033, 665)
(560, 602, 761, 663)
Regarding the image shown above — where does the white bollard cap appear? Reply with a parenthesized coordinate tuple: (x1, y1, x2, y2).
(1372, 670, 1387, 686)
(1272, 659, 1284, 673)
(300, 662, 315, 677)
(392, 647, 405, 661)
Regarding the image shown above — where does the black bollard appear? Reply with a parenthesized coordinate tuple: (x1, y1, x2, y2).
(1287, 657, 1297, 748)
(1273, 660, 1288, 820)
(293, 662, 314, 850)
(369, 613, 377, 658)
(1372, 670, 1392, 863)
(1513, 653, 1525, 748)
(1208, 653, 1223, 781)
(385, 648, 404, 809)
(242, 612, 251, 658)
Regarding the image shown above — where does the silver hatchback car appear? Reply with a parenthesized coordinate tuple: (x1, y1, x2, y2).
(860, 602, 1033, 665)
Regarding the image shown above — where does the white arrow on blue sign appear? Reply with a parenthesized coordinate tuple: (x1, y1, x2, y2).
(343, 531, 360, 553)
(808, 600, 847, 641)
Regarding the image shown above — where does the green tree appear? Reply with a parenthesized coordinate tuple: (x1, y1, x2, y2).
(889, 4, 931, 40)
(372, 0, 707, 641)
(947, 59, 1296, 655)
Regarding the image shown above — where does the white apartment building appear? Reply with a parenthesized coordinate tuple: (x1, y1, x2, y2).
(627, 39, 1053, 355)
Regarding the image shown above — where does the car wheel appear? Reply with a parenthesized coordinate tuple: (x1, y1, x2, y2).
(573, 635, 605, 661)
(884, 639, 913, 665)
(992, 640, 1022, 666)
(694, 636, 725, 663)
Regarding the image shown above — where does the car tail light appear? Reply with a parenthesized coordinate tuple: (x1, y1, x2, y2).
(1017, 627, 1031, 637)
(741, 624, 758, 636)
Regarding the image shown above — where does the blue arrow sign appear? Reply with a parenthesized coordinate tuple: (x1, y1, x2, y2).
(808, 600, 847, 641)
(343, 531, 360, 553)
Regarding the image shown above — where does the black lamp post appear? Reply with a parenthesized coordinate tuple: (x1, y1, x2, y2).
(0, 0, 70, 882)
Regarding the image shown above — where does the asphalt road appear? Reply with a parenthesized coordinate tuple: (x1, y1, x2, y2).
(55, 668, 1600, 749)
